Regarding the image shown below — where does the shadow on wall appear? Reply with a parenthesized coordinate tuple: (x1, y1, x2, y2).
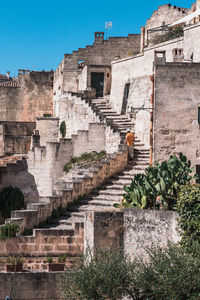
(0, 158, 40, 207)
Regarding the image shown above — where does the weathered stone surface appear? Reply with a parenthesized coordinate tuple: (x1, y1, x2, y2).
(0, 122, 35, 156)
(0, 71, 53, 122)
(154, 63, 200, 168)
(0, 272, 67, 300)
(123, 209, 180, 260)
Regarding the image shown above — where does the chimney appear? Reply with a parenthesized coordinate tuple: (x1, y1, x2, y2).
(94, 32, 104, 44)
(6, 71, 10, 79)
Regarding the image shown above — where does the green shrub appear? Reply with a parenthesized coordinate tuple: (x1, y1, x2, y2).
(64, 151, 107, 173)
(115, 153, 196, 210)
(58, 254, 66, 263)
(150, 26, 183, 45)
(0, 223, 19, 241)
(60, 121, 66, 138)
(0, 186, 25, 219)
(177, 184, 200, 247)
(61, 249, 136, 300)
(46, 256, 53, 264)
(61, 244, 200, 300)
(134, 243, 200, 300)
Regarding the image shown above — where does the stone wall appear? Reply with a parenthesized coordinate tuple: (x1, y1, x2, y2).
(154, 62, 200, 167)
(53, 32, 140, 110)
(0, 221, 84, 271)
(123, 209, 180, 260)
(84, 209, 180, 259)
(110, 37, 183, 146)
(36, 117, 59, 146)
(28, 123, 106, 196)
(0, 272, 66, 300)
(58, 92, 120, 153)
(0, 157, 39, 206)
(184, 23, 200, 62)
(0, 122, 35, 156)
(143, 4, 189, 48)
(0, 71, 53, 122)
(84, 211, 124, 252)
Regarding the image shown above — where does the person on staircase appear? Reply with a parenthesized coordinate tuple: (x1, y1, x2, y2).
(124, 128, 135, 163)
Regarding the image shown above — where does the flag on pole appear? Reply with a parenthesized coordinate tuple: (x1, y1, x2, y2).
(105, 22, 112, 30)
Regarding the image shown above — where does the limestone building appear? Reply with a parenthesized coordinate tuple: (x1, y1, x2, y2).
(1, 0, 200, 286)
(53, 32, 140, 116)
(109, 0, 200, 174)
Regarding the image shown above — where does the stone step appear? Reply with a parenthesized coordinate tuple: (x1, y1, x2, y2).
(93, 189, 124, 196)
(87, 194, 123, 202)
(106, 116, 131, 121)
(113, 119, 132, 123)
(94, 104, 112, 108)
(100, 111, 119, 116)
(73, 204, 117, 212)
(27, 202, 48, 210)
(11, 209, 38, 218)
(5, 217, 24, 226)
(86, 200, 117, 207)
(101, 183, 125, 190)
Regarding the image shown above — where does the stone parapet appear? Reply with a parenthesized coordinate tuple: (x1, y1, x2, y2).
(84, 209, 180, 259)
(1, 149, 127, 234)
(0, 272, 66, 299)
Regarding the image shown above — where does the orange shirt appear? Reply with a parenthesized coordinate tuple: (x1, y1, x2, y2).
(126, 133, 135, 146)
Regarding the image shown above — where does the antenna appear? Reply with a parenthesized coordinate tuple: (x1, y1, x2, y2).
(105, 21, 112, 39)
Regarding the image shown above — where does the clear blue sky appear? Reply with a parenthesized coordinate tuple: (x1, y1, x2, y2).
(0, 0, 192, 76)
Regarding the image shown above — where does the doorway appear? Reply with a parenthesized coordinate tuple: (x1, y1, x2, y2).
(91, 72, 104, 97)
(121, 83, 130, 114)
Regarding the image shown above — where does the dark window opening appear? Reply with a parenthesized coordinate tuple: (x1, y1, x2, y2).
(121, 83, 130, 115)
(198, 107, 200, 124)
(107, 73, 109, 78)
(196, 165, 200, 183)
(91, 72, 104, 97)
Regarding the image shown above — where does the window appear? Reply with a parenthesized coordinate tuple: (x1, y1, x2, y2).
(196, 165, 200, 183)
(198, 107, 200, 124)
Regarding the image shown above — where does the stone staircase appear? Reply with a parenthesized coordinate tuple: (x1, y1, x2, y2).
(71, 93, 136, 150)
(0, 93, 150, 271)
(52, 148, 149, 219)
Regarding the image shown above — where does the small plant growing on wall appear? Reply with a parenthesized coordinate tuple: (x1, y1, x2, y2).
(6, 256, 24, 272)
(0, 186, 25, 219)
(60, 121, 66, 138)
(64, 151, 107, 173)
(46, 256, 53, 264)
(0, 223, 19, 241)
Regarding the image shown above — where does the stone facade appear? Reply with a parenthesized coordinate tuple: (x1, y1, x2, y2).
(58, 92, 121, 153)
(110, 36, 184, 147)
(53, 32, 140, 114)
(154, 62, 200, 167)
(85, 209, 180, 259)
(0, 222, 84, 271)
(35, 117, 59, 146)
(123, 209, 180, 260)
(28, 123, 107, 196)
(0, 71, 53, 122)
(0, 122, 35, 156)
(0, 272, 66, 300)
(142, 4, 189, 49)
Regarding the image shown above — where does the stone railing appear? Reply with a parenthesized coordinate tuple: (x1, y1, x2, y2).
(4, 150, 127, 234)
